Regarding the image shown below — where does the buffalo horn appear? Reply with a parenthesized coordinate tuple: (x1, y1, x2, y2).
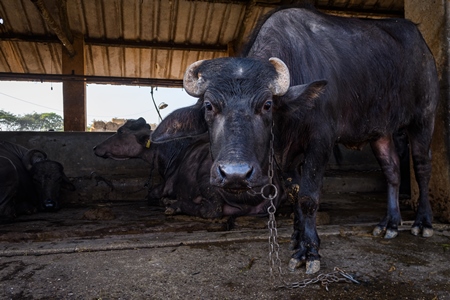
(22, 149, 47, 171)
(269, 57, 290, 96)
(183, 60, 207, 97)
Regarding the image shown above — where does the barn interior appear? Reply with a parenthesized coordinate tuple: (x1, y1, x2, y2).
(1, 1, 450, 298)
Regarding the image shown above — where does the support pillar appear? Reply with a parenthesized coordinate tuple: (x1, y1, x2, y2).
(62, 33, 86, 131)
(405, 0, 450, 222)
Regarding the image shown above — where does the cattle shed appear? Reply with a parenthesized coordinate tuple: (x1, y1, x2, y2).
(1, 1, 450, 298)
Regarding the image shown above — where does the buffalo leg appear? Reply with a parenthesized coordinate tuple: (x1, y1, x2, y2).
(289, 144, 328, 274)
(408, 129, 433, 237)
(370, 135, 402, 239)
(393, 129, 411, 199)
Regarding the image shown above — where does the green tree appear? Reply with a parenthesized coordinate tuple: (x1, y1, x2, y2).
(40, 112, 63, 131)
(15, 113, 36, 131)
(0, 110, 63, 131)
(0, 110, 18, 130)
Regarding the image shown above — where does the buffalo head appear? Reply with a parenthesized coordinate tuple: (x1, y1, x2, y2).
(23, 150, 75, 211)
(152, 57, 326, 193)
(93, 117, 152, 160)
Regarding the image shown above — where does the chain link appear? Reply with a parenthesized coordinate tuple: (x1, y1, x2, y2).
(264, 123, 359, 290)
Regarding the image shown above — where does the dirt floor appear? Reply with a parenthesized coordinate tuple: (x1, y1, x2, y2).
(1, 192, 449, 300)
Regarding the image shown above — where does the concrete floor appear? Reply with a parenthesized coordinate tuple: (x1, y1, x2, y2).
(1, 192, 449, 299)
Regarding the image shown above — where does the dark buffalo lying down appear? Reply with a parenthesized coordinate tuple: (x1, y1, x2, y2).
(151, 6, 440, 274)
(0, 141, 75, 222)
(93, 118, 286, 217)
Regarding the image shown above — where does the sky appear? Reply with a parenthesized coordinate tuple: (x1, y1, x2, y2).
(0, 81, 198, 127)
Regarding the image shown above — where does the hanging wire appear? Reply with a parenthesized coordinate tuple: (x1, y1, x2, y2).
(150, 86, 163, 122)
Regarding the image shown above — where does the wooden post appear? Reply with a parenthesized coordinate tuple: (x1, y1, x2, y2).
(62, 33, 86, 131)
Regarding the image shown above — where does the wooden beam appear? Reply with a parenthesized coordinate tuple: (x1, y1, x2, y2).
(0, 72, 183, 87)
(0, 34, 228, 52)
(86, 38, 228, 52)
(30, 0, 75, 56)
(186, 0, 404, 17)
(58, 0, 73, 44)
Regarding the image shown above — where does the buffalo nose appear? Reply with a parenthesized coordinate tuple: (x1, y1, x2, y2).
(218, 163, 254, 184)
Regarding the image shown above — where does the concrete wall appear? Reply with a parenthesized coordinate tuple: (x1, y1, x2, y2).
(405, 0, 450, 222)
(0, 131, 383, 207)
(0, 132, 150, 206)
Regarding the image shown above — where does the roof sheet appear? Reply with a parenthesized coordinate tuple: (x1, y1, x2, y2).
(0, 0, 404, 87)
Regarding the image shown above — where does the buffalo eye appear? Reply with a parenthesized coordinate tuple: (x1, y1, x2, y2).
(204, 101, 213, 111)
(263, 100, 272, 112)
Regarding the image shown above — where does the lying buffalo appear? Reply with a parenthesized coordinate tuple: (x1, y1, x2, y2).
(0, 141, 75, 222)
(151, 6, 439, 274)
(93, 117, 286, 217)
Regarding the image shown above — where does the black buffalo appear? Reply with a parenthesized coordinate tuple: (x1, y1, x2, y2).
(93, 118, 285, 217)
(151, 6, 440, 274)
(0, 141, 75, 222)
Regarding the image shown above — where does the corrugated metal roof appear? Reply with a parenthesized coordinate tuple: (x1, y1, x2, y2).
(0, 0, 404, 87)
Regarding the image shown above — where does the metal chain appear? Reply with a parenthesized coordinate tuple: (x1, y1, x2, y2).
(266, 125, 287, 285)
(276, 267, 361, 290)
(263, 124, 359, 290)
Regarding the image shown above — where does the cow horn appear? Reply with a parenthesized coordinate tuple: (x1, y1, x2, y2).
(22, 149, 47, 171)
(269, 57, 290, 96)
(183, 60, 207, 97)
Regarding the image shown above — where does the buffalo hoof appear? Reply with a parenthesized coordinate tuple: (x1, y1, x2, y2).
(384, 229, 398, 239)
(372, 226, 384, 237)
(306, 260, 320, 274)
(411, 226, 419, 236)
(423, 228, 434, 237)
(373, 226, 398, 239)
(411, 226, 434, 238)
(163, 198, 181, 215)
(287, 258, 320, 274)
(162, 198, 177, 206)
(164, 207, 176, 215)
(288, 258, 302, 272)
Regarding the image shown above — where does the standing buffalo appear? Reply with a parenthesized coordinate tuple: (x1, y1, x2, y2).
(151, 6, 439, 274)
(93, 118, 285, 218)
(0, 141, 75, 222)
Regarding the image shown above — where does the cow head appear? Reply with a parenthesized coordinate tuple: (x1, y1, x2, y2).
(93, 117, 152, 160)
(152, 57, 326, 193)
(23, 150, 75, 211)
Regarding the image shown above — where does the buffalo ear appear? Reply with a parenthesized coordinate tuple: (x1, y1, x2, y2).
(277, 80, 327, 112)
(151, 99, 207, 143)
(22, 149, 47, 171)
(128, 117, 147, 130)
